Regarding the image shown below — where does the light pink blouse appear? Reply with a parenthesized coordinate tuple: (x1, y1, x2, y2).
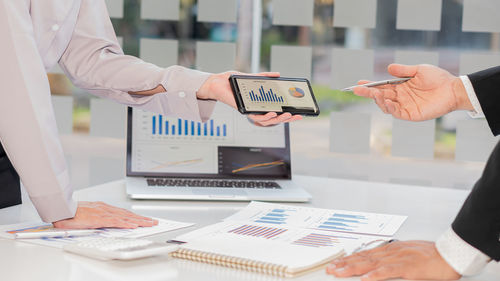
(0, 0, 214, 222)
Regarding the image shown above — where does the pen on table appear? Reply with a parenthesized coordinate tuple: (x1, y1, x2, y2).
(341, 77, 413, 92)
(351, 239, 398, 254)
(12, 229, 101, 239)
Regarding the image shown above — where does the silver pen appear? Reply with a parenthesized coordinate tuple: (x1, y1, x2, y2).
(13, 229, 101, 239)
(341, 77, 413, 92)
(351, 239, 398, 254)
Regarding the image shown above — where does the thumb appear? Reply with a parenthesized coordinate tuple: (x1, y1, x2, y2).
(388, 64, 418, 78)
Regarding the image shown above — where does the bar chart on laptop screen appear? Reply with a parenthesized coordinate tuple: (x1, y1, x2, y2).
(135, 111, 234, 143)
(130, 103, 287, 174)
(152, 116, 228, 138)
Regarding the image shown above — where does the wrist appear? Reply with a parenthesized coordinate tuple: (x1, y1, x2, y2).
(452, 77, 474, 111)
(196, 74, 215, 100)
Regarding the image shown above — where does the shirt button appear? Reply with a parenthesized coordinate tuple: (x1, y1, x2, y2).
(178, 91, 186, 98)
(52, 24, 60, 31)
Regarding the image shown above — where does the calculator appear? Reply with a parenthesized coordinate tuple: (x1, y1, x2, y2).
(63, 237, 179, 260)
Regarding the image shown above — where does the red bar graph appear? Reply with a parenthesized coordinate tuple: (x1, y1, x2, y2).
(228, 224, 287, 239)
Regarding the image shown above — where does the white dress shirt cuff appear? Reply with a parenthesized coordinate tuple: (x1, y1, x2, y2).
(436, 227, 491, 276)
(460, 75, 485, 118)
(29, 169, 78, 222)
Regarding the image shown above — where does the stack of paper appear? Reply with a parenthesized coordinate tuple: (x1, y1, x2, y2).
(0, 218, 194, 249)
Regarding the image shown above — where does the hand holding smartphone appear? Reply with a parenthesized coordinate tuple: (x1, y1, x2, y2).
(229, 75, 320, 116)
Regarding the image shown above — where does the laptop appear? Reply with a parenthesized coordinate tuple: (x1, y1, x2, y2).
(125, 103, 311, 202)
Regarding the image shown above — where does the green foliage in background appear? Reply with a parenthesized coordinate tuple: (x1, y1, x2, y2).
(311, 84, 369, 116)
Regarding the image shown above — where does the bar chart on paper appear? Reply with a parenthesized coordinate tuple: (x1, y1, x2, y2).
(228, 224, 288, 239)
(292, 233, 347, 248)
(224, 202, 407, 236)
(311, 211, 407, 236)
(253, 207, 295, 225)
(317, 213, 368, 232)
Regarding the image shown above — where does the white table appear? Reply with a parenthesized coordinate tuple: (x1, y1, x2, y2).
(1, 175, 499, 281)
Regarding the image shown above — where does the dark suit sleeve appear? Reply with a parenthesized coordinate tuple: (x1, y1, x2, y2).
(452, 141, 500, 261)
(468, 66, 500, 135)
(452, 66, 500, 261)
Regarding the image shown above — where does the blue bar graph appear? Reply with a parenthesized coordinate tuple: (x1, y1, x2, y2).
(328, 217, 366, 224)
(158, 115, 163, 135)
(332, 214, 366, 219)
(151, 115, 228, 137)
(152, 116, 156, 135)
(254, 209, 292, 225)
(266, 213, 286, 217)
(249, 86, 284, 103)
(317, 213, 367, 232)
(260, 217, 286, 221)
(318, 225, 353, 231)
(255, 220, 282, 224)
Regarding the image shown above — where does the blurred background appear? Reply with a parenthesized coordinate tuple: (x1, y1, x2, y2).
(48, 0, 500, 191)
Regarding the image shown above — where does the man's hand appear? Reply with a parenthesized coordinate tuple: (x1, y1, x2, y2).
(197, 71, 303, 126)
(326, 241, 461, 281)
(52, 201, 158, 229)
(352, 64, 473, 121)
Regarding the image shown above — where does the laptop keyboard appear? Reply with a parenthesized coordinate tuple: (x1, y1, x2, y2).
(146, 178, 281, 189)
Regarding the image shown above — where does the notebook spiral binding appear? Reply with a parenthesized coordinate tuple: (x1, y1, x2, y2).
(171, 248, 290, 277)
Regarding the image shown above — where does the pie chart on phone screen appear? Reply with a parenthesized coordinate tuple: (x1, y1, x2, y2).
(288, 87, 305, 98)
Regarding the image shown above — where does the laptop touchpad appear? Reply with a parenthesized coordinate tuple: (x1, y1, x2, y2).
(191, 188, 247, 196)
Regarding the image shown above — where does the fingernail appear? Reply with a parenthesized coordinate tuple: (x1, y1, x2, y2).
(327, 264, 336, 269)
(334, 267, 345, 273)
(326, 265, 335, 274)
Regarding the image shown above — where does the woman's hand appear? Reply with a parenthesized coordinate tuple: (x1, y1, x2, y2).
(326, 241, 461, 281)
(52, 201, 158, 229)
(352, 64, 473, 121)
(197, 71, 303, 126)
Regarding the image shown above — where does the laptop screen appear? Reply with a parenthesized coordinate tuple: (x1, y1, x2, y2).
(126, 103, 291, 179)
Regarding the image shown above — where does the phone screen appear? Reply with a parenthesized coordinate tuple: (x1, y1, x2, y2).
(233, 77, 318, 114)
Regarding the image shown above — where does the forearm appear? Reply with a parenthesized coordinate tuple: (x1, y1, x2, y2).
(60, 0, 215, 122)
(451, 141, 500, 261)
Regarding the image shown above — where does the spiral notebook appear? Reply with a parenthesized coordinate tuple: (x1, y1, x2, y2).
(171, 232, 345, 278)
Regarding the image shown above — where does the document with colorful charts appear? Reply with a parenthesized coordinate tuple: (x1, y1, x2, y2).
(0, 218, 194, 249)
(225, 201, 407, 236)
(175, 202, 407, 255)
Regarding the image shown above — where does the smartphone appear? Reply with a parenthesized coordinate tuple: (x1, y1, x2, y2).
(229, 75, 320, 116)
